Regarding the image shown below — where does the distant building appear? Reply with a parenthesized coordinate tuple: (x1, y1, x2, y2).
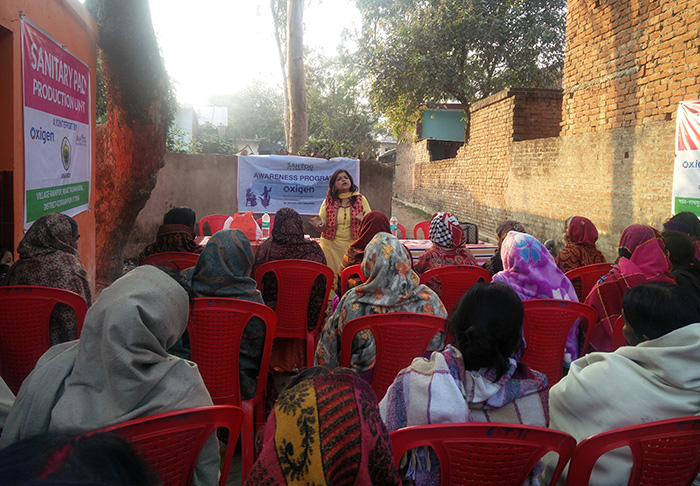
(197, 105, 228, 138)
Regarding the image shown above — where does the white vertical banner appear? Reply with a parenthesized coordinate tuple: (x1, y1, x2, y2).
(672, 100, 700, 215)
(22, 17, 91, 230)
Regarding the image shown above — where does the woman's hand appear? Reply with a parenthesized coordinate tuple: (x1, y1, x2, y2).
(310, 214, 325, 231)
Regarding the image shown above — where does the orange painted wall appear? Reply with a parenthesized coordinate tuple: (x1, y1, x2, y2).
(0, 0, 98, 292)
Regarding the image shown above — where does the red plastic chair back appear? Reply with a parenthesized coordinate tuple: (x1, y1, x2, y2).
(566, 416, 700, 486)
(0, 286, 88, 394)
(390, 422, 576, 486)
(340, 313, 446, 401)
(198, 214, 231, 236)
(397, 223, 407, 239)
(255, 216, 274, 231)
(565, 262, 613, 301)
(419, 265, 491, 313)
(339, 263, 367, 296)
(521, 299, 598, 387)
(187, 297, 276, 479)
(611, 315, 627, 351)
(413, 220, 431, 239)
(254, 259, 333, 368)
(140, 251, 199, 271)
(97, 405, 244, 486)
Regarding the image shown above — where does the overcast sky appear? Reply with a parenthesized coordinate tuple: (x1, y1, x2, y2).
(148, 0, 362, 108)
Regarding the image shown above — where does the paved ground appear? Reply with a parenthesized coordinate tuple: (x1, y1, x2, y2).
(391, 198, 433, 239)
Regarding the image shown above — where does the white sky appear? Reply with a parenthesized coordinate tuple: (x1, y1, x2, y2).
(148, 0, 362, 108)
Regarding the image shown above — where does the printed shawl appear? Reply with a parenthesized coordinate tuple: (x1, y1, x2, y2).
(3, 213, 91, 344)
(246, 370, 402, 485)
(338, 211, 391, 291)
(140, 223, 203, 259)
(584, 225, 675, 352)
(322, 192, 364, 240)
(379, 345, 549, 486)
(555, 217, 606, 274)
(315, 232, 447, 371)
(186, 229, 265, 399)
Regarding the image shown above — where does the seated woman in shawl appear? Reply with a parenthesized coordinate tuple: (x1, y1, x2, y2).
(493, 231, 580, 363)
(482, 220, 526, 276)
(185, 229, 265, 400)
(555, 216, 607, 299)
(251, 207, 327, 372)
(337, 211, 391, 293)
(380, 282, 549, 486)
(414, 212, 477, 292)
(315, 232, 447, 373)
(663, 211, 700, 260)
(246, 368, 402, 486)
(584, 225, 675, 353)
(140, 206, 203, 260)
(663, 231, 700, 297)
(2, 213, 91, 345)
(0, 266, 219, 486)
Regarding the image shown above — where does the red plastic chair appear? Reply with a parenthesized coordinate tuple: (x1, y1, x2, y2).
(340, 312, 446, 401)
(566, 416, 700, 486)
(255, 216, 274, 232)
(187, 298, 276, 481)
(397, 223, 407, 239)
(611, 315, 628, 351)
(413, 220, 431, 239)
(565, 262, 613, 301)
(0, 286, 88, 394)
(339, 263, 367, 296)
(97, 405, 244, 486)
(419, 265, 491, 313)
(140, 251, 199, 271)
(521, 299, 598, 388)
(198, 214, 231, 236)
(254, 259, 333, 368)
(390, 422, 576, 486)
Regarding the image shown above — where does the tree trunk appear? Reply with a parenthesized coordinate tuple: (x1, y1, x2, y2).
(286, 0, 308, 154)
(271, 0, 290, 149)
(86, 0, 170, 287)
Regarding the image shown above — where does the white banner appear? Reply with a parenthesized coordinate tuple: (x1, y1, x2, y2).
(238, 155, 360, 215)
(672, 100, 700, 215)
(22, 17, 91, 229)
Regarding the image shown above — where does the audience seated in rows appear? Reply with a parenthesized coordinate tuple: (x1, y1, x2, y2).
(140, 206, 203, 261)
(662, 230, 700, 298)
(246, 368, 402, 485)
(542, 282, 700, 485)
(583, 225, 675, 352)
(0, 265, 218, 485)
(380, 282, 549, 486)
(555, 216, 606, 274)
(315, 232, 446, 373)
(2, 213, 91, 345)
(251, 207, 327, 372)
(663, 211, 700, 259)
(337, 210, 390, 292)
(184, 229, 265, 400)
(493, 231, 580, 363)
(482, 220, 526, 276)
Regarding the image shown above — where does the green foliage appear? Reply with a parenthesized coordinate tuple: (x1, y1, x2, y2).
(357, 0, 567, 140)
(198, 122, 237, 155)
(166, 125, 202, 153)
(298, 137, 378, 160)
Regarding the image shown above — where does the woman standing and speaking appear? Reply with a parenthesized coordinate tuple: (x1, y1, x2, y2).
(310, 169, 370, 276)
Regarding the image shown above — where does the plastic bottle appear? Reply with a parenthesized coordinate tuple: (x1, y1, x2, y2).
(262, 212, 270, 239)
(390, 214, 398, 237)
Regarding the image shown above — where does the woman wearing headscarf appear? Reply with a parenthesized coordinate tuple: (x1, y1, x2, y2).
(663, 211, 700, 260)
(337, 211, 391, 292)
(186, 229, 265, 399)
(245, 369, 402, 486)
(414, 212, 478, 280)
(251, 207, 327, 372)
(3, 213, 91, 344)
(493, 231, 580, 363)
(140, 206, 203, 260)
(555, 216, 607, 274)
(315, 233, 447, 372)
(0, 266, 218, 485)
(584, 225, 675, 353)
(482, 220, 526, 276)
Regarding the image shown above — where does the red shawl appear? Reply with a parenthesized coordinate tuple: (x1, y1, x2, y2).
(322, 193, 364, 240)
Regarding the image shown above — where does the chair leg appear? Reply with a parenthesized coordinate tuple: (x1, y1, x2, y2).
(240, 403, 254, 481)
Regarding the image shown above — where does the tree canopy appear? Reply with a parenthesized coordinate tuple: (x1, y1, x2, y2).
(357, 0, 566, 139)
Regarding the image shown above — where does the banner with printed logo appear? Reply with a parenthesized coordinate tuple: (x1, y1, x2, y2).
(672, 100, 700, 215)
(238, 155, 360, 215)
(21, 17, 91, 229)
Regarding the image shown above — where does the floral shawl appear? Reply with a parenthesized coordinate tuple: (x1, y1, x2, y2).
(185, 229, 265, 399)
(315, 232, 447, 371)
(3, 213, 91, 345)
(337, 211, 391, 291)
(246, 370, 402, 485)
(414, 212, 477, 276)
(555, 216, 606, 274)
(140, 223, 203, 260)
(379, 345, 548, 486)
(584, 225, 675, 352)
(322, 192, 364, 240)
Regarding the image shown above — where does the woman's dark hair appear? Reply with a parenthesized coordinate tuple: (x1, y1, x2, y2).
(666, 212, 700, 237)
(448, 282, 524, 380)
(164, 206, 197, 229)
(496, 220, 526, 239)
(663, 231, 699, 269)
(622, 282, 700, 340)
(0, 431, 160, 485)
(67, 216, 79, 240)
(327, 169, 358, 202)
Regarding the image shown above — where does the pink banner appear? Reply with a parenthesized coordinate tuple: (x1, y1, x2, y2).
(677, 101, 700, 152)
(22, 20, 90, 124)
